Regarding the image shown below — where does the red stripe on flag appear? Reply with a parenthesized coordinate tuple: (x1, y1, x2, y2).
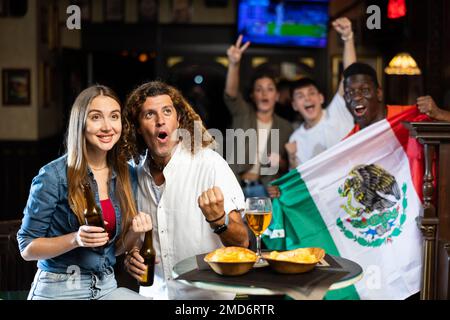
(387, 105, 430, 202)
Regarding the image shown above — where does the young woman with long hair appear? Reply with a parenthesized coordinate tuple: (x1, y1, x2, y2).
(17, 85, 151, 300)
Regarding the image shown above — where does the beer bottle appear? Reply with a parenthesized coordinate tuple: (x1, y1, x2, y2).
(139, 230, 156, 286)
(83, 183, 106, 230)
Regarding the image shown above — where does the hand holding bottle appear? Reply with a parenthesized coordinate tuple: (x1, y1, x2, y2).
(74, 225, 109, 248)
(125, 243, 160, 285)
(125, 248, 147, 280)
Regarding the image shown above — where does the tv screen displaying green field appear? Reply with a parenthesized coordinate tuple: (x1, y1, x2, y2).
(237, 0, 330, 48)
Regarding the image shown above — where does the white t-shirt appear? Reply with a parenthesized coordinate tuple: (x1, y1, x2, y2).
(137, 144, 245, 300)
(289, 93, 354, 164)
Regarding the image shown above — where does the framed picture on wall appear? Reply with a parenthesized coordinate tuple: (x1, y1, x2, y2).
(331, 55, 383, 94)
(2, 69, 31, 106)
(103, 0, 124, 22)
(138, 0, 158, 23)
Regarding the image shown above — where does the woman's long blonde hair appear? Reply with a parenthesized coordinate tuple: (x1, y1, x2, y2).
(66, 85, 137, 247)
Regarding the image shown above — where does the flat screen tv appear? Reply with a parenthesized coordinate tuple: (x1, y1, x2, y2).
(237, 0, 330, 48)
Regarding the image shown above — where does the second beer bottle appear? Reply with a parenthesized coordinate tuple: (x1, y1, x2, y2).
(139, 230, 156, 286)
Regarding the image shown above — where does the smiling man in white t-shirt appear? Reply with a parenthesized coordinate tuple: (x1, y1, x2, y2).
(285, 78, 354, 167)
(284, 17, 356, 169)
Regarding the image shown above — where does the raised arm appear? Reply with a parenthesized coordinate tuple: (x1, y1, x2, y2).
(417, 95, 450, 122)
(225, 35, 250, 98)
(332, 17, 356, 96)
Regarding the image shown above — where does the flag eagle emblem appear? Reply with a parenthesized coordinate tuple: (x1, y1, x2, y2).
(337, 164, 408, 247)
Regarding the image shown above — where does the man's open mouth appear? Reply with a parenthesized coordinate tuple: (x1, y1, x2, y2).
(157, 131, 169, 143)
(354, 105, 367, 117)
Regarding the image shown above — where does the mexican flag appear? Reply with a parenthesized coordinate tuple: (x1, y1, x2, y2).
(263, 107, 428, 300)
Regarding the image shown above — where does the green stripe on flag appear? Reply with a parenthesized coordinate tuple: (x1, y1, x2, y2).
(263, 169, 360, 300)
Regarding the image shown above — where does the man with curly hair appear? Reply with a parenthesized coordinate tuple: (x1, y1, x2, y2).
(121, 81, 249, 299)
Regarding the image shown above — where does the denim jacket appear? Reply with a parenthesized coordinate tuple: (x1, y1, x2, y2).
(17, 155, 138, 275)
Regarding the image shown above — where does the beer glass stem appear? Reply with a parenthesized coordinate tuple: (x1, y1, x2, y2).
(256, 235, 262, 261)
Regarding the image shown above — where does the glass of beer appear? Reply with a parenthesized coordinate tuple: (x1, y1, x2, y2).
(244, 197, 272, 266)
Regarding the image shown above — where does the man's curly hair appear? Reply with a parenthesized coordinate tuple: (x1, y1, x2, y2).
(122, 81, 216, 164)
